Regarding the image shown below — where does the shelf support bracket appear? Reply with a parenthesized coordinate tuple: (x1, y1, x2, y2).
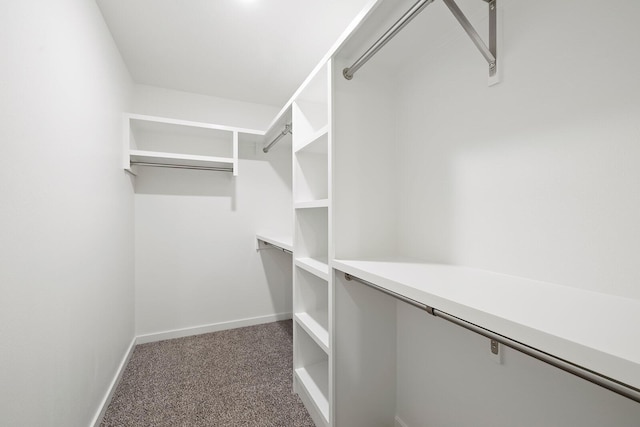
(442, 0, 497, 80)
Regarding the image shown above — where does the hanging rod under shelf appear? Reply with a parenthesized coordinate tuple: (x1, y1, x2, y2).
(342, 0, 497, 81)
(263, 123, 292, 153)
(257, 240, 293, 255)
(130, 162, 233, 172)
(342, 272, 640, 404)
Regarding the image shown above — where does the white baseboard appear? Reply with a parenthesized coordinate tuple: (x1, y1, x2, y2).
(395, 415, 410, 427)
(135, 312, 293, 344)
(90, 336, 136, 427)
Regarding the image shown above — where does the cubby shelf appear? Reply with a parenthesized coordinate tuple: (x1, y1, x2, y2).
(295, 312, 329, 354)
(295, 361, 330, 424)
(294, 199, 329, 209)
(295, 257, 330, 281)
(295, 125, 329, 154)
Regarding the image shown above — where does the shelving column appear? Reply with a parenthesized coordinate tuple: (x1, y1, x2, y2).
(292, 60, 332, 427)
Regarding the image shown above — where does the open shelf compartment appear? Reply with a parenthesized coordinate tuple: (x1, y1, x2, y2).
(294, 267, 329, 353)
(294, 321, 330, 426)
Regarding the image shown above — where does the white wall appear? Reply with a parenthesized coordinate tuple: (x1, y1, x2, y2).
(396, 0, 640, 301)
(131, 85, 293, 338)
(0, 1, 134, 426)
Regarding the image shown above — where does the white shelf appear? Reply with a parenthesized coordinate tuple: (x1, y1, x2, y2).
(127, 113, 264, 135)
(294, 199, 329, 209)
(295, 361, 329, 424)
(333, 258, 640, 390)
(295, 313, 329, 354)
(129, 150, 234, 170)
(295, 257, 329, 281)
(256, 233, 293, 253)
(123, 113, 257, 177)
(295, 125, 329, 154)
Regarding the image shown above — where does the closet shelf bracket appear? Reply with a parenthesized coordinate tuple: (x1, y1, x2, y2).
(342, 0, 499, 83)
(442, 0, 497, 79)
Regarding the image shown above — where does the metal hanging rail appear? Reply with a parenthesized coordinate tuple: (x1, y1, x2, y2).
(343, 0, 497, 80)
(257, 239, 293, 255)
(263, 123, 292, 153)
(130, 162, 233, 172)
(342, 272, 640, 404)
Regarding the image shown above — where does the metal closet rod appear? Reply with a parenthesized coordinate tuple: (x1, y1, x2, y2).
(263, 123, 292, 153)
(130, 162, 233, 172)
(259, 240, 292, 255)
(342, 0, 497, 80)
(343, 272, 640, 404)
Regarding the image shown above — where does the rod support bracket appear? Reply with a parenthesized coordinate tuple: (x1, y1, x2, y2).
(443, 0, 499, 82)
(342, 68, 353, 80)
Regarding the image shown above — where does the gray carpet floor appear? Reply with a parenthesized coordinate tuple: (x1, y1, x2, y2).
(101, 320, 315, 427)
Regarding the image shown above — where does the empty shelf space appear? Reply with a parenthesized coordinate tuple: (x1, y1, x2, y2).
(295, 313, 329, 354)
(295, 361, 329, 423)
(294, 199, 329, 209)
(129, 150, 234, 170)
(295, 257, 329, 281)
(333, 258, 640, 391)
(256, 233, 293, 253)
(295, 125, 329, 154)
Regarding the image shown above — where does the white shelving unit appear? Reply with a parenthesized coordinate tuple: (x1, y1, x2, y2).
(326, 0, 640, 425)
(123, 113, 264, 177)
(292, 60, 333, 427)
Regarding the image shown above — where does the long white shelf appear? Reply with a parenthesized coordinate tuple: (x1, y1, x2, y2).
(256, 233, 293, 253)
(295, 361, 329, 424)
(130, 150, 234, 170)
(127, 113, 264, 135)
(295, 257, 329, 281)
(295, 312, 329, 354)
(333, 258, 640, 391)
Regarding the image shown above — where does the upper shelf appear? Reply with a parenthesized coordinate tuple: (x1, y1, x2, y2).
(124, 113, 266, 177)
(126, 113, 264, 135)
(332, 258, 640, 391)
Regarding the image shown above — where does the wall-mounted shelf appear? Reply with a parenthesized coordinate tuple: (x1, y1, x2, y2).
(256, 233, 293, 254)
(129, 150, 235, 172)
(123, 113, 265, 177)
(333, 258, 640, 395)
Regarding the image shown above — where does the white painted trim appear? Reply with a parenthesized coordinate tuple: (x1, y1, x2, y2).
(90, 337, 136, 427)
(395, 415, 410, 427)
(135, 312, 293, 344)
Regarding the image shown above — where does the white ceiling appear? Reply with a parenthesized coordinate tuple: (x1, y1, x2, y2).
(97, 0, 372, 107)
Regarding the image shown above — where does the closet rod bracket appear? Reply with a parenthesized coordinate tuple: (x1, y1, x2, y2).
(342, 0, 499, 83)
(442, 0, 498, 80)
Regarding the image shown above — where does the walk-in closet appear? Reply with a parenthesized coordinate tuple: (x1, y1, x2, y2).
(2, 0, 640, 426)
